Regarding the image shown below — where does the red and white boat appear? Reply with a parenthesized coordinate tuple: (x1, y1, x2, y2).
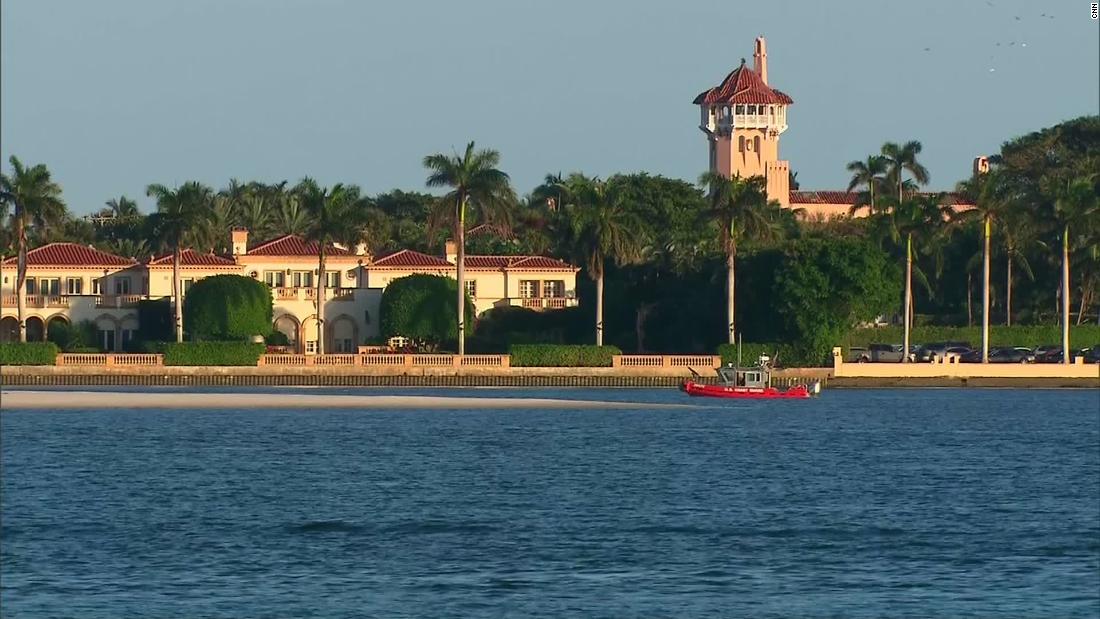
(680, 356, 819, 399)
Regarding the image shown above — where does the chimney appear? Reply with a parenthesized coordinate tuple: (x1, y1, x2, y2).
(973, 155, 990, 176)
(444, 240, 458, 264)
(231, 227, 248, 256)
(754, 36, 768, 84)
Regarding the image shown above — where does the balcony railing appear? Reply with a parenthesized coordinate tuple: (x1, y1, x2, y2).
(271, 287, 356, 302)
(259, 353, 511, 368)
(507, 297, 578, 310)
(94, 294, 143, 308)
(2, 294, 71, 308)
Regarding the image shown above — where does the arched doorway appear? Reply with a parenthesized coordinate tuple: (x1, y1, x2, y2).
(0, 316, 18, 342)
(328, 315, 359, 353)
(300, 316, 319, 355)
(273, 314, 300, 353)
(94, 314, 120, 351)
(25, 316, 46, 342)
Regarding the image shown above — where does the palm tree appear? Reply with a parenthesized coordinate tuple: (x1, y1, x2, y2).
(1050, 175, 1099, 363)
(700, 172, 784, 344)
(875, 193, 949, 359)
(558, 174, 643, 346)
(999, 203, 1038, 326)
(0, 157, 67, 342)
(881, 141, 930, 203)
(295, 179, 367, 356)
(846, 155, 888, 215)
(424, 142, 516, 354)
(953, 169, 1015, 361)
(146, 182, 215, 343)
(105, 196, 140, 220)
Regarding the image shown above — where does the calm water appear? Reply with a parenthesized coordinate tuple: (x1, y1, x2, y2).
(2, 388, 1098, 618)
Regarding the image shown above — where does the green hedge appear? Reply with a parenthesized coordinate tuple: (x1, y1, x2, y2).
(845, 325, 1100, 350)
(183, 274, 273, 341)
(510, 344, 621, 367)
(162, 342, 265, 366)
(0, 342, 59, 365)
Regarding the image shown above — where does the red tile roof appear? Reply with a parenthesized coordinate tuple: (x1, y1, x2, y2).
(247, 235, 351, 256)
(465, 255, 575, 270)
(694, 62, 794, 106)
(790, 191, 975, 206)
(372, 250, 576, 270)
(1, 243, 135, 267)
(371, 249, 453, 268)
(148, 249, 237, 267)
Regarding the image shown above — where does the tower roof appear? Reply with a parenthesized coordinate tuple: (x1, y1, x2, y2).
(693, 61, 793, 106)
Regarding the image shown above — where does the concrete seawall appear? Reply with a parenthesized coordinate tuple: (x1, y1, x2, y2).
(1, 365, 1095, 388)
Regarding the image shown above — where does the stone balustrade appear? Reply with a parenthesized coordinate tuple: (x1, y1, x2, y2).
(259, 353, 512, 368)
(57, 353, 163, 366)
(612, 355, 721, 369)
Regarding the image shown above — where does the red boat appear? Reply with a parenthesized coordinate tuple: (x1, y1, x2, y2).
(680, 356, 819, 399)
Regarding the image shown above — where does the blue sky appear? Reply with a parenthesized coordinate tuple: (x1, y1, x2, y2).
(2, 0, 1097, 214)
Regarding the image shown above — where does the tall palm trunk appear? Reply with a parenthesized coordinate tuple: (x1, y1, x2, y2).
(456, 195, 467, 355)
(868, 180, 875, 215)
(595, 270, 604, 347)
(316, 244, 327, 355)
(1006, 254, 1013, 327)
(903, 233, 912, 363)
(966, 273, 973, 327)
(981, 216, 991, 363)
(16, 214, 27, 342)
(726, 248, 736, 344)
(172, 245, 183, 343)
(1077, 281, 1092, 326)
(1061, 225, 1071, 365)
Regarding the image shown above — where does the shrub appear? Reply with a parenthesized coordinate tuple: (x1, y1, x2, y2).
(137, 299, 173, 343)
(162, 342, 265, 366)
(47, 320, 99, 352)
(183, 275, 273, 341)
(265, 331, 290, 346)
(510, 344, 621, 367)
(0, 342, 59, 365)
(379, 274, 475, 345)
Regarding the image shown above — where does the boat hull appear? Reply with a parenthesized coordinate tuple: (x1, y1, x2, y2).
(680, 381, 811, 399)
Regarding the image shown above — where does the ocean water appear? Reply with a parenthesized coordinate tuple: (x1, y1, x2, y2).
(1, 387, 1098, 618)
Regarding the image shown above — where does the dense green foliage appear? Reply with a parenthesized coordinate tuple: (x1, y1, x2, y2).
(0, 342, 59, 365)
(182, 275, 273, 341)
(509, 344, 622, 367)
(137, 299, 173, 343)
(470, 306, 589, 352)
(771, 238, 901, 365)
(162, 342, 265, 366)
(378, 274, 475, 347)
(47, 320, 98, 352)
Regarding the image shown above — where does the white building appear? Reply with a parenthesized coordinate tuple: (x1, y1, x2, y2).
(1, 229, 579, 353)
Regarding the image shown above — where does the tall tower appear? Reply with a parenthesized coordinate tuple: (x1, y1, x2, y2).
(694, 36, 793, 206)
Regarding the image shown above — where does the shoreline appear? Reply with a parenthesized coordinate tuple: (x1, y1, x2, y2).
(0, 390, 698, 410)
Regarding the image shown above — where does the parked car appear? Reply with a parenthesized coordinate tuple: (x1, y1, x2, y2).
(961, 347, 1034, 363)
(868, 343, 907, 362)
(916, 342, 972, 362)
(1034, 346, 1065, 363)
(1083, 345, 1100, 364)
(847, 347, 869, 363)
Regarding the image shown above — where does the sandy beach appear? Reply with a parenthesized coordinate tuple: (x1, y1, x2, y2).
(0, 390, 694, 410)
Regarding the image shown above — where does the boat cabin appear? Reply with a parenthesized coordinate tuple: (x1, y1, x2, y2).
(716, 355, 773, 388)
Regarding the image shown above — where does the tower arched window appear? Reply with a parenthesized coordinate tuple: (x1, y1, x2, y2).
(738, 136, 745, 152)
(754, 136, 761, 153)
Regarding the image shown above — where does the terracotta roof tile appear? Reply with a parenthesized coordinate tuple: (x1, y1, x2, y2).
(1, 243, 135, 267)
(694, 63, 794, 106)
(148, 249, 237, 267)
(247, 235, 351, 256)
(789, 191, 975, 206)
(371, 249, 452, 268)
(464, 255, 576, 270)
